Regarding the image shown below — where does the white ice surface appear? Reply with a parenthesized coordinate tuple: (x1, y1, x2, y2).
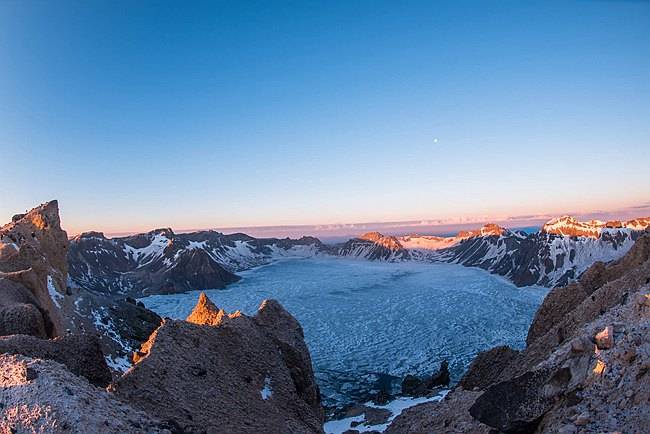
(141, 258, 547, 408)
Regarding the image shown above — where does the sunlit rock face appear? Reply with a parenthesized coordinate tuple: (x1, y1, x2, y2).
(0, 201, 69, 338)
(112, 294, 324, 434)
(338, 232, 411, 261)
(542, 215, 650, 238)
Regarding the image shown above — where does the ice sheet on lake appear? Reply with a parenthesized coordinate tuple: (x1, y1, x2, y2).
(141, 258, 547, 408)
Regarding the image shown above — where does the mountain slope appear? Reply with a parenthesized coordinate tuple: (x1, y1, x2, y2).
(68, 230, 327, 297)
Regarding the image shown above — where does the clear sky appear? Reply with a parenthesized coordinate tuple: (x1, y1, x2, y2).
(1, 0, 649, 236)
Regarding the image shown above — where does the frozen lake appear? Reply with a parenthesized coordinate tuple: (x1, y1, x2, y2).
(140, 257, 547, 408)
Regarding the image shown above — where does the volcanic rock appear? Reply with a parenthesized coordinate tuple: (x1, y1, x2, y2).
(0, 354, 166, 433)
(111, 295, 324, 433)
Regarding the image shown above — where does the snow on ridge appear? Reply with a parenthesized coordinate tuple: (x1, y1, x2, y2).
(47, 275, 64, 308)
(122, 233, 171, 266)
(261, 376, 273, 400)
(324, 391, 448, 433)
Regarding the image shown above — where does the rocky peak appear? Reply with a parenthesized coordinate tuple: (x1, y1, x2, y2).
(186, 292, 228, 326)
(75, 231, 107, 240)
(457, 223, 507, 239)
(359, 232, 403, 250)
(0, 200, 70, 338)
(542, 215, 603, 238)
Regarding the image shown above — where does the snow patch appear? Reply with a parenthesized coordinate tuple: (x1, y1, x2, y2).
(261, 376, 273, 400)
(105, 354, 131, 372)
(324, 392, 448, 433)
(47, 275, 63, 308)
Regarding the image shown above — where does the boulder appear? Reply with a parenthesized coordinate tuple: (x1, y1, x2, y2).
(111, 295, 324, 433)
(401, 374, 426, 397)
(594, 326, 614, 350)
(469, 367, 571, 433)
(424, 360, 450, 388)
(460, 346, 520, 391)
(0, 334, 111, 387)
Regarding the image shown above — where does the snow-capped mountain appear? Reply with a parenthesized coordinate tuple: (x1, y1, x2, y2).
(69, 216, 650, 295)
(68, 229, 328, 296)
(541, 215, 650, 237)
(336, 218, 650, 287)
(405, 218, 650, 287)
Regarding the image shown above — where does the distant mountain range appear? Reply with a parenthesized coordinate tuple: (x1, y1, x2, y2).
(68, 215, 650, 296)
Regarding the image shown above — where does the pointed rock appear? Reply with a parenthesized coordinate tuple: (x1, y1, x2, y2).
(186, 292, 227, 326)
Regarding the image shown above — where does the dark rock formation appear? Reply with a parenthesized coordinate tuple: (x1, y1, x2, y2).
(469, 367, 571, 433)
(386, 390, 490, 434)
(459, 346, 520, 391)
(0, 334, 111, 387)
(111, 294, 324, 433)
(401, 361, 450, 397)
(68, 229, 327, 297)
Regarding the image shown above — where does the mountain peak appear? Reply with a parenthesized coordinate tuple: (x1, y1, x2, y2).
(457, 223, 507, 239)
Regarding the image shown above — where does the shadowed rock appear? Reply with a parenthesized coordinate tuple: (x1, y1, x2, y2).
(469, 367, 571, 433)
(0, 334, 112, 387)
(460, 346, 520, 391)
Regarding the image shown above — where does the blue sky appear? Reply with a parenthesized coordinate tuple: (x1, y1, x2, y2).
(1, 1, 649, 235)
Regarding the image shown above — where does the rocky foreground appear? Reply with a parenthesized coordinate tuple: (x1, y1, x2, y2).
(0, 202, 324, 433)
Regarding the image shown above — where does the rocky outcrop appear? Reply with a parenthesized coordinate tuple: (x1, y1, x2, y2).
(0, 201, 69, 338)
(0, 334, 111, 387)
(111, 294, 324, 433)
(0, 354, 167, 434)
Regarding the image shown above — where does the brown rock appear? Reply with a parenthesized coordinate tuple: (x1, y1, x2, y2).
(0, 201, 70, 338)
(595, 326, 614, 350)
(112, 296, 324, 433)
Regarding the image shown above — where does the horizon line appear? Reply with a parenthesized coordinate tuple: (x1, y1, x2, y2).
(71, 204, 650, 241)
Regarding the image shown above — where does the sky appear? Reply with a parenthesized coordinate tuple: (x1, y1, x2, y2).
(1, 0, 649, 237)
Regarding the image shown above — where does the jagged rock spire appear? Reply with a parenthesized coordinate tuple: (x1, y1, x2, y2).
(186, 292, 227, 326)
